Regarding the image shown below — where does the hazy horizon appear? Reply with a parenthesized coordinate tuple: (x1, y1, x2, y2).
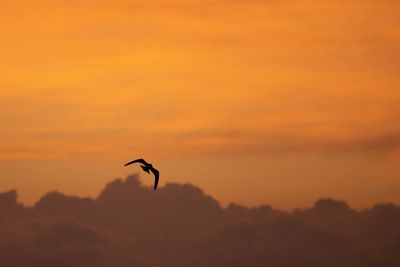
(2, 171, 399, 212)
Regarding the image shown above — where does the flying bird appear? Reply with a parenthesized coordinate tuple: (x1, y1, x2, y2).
(124, 159, 159, 190)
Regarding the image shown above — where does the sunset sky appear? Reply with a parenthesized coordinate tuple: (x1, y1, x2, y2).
(1, 0, 399, 210)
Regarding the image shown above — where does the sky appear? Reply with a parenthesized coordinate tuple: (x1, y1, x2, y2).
(0, 0, 400, 210)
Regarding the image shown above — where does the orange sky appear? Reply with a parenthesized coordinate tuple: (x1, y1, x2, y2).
(1, 0, 400, 210)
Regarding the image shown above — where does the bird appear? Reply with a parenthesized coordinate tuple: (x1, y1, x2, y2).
(124, 159, 159, 190)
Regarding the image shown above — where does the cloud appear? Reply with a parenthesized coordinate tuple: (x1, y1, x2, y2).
(0, 174, 400, 266)
(172, 128, 400, 159)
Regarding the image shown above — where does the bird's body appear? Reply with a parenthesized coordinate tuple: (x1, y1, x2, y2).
(140, 165, 150, 173)
(124, 159, 159, 190)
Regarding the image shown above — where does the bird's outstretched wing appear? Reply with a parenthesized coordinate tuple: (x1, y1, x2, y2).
(149, 167, 159, 191)
(124, 158, 149, 166)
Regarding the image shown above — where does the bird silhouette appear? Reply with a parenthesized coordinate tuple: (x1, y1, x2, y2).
(124, 159, 159, 190)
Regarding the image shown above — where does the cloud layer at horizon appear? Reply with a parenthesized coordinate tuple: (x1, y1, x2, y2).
(1, 174, 400, 266)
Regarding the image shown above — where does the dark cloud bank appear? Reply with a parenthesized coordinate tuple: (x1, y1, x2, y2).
(1, 175, 400, 266)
